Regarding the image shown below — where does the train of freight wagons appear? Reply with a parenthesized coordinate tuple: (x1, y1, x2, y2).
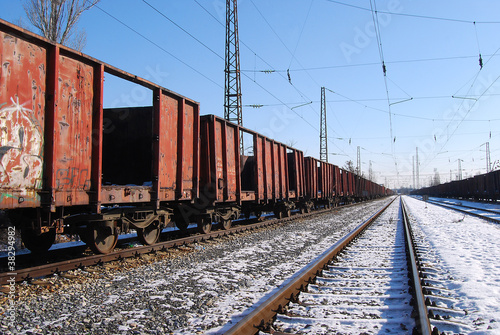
(0, 19, 392, 254)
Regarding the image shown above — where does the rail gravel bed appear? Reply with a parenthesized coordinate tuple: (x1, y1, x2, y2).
(0, 198, 393, 334)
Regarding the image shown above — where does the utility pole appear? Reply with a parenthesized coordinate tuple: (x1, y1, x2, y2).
(458, 159, 463, 180)
(416, 147, 420, 189)
(369, 160, 373, 181)
(486, 142, 491, 173)
(224, 0, 243, 153)
(412, 156, 415, 189)
(356, 146, 361, 176)
(320, 87, 328, 162)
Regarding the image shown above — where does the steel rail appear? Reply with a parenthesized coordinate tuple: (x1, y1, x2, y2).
(223, 197, 396, 335)
(401, 198, 433, 335)
(0, 203, 351, 285)
(424, 199, 500, 223)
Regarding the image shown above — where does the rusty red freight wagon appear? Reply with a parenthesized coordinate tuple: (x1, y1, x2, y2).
(0, 18, 199, 253)
(304, 157, 341, 210)
(193, 114, 305, 231)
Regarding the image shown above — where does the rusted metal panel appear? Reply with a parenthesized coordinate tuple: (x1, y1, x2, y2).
(200, 115, 240, 204)
(272, 142, 281, 198)
(333, 164, 341, 196)
(253, 134, 275, 202)
(154, 90, 199, 203)
(287, 150, 304, 199)
(279, 144, 288, 199)
(297, 150, 305, 198)
(224, 122, 239, 202)
(51, 51, 94, 207)
(0, 29, 46, 208)
(156, 90, 178, 201)
(318, 161, 334, 199)
(347, 170, 355, 196)
(264, 139, 273, 200)
(180, 99, 199, 199)
(341, 169, 348, 196)
(101, 185, 151, 204)
(254, 136, 265, 200)
(304, 157, 318, 200)
(90, 64, 104, 212)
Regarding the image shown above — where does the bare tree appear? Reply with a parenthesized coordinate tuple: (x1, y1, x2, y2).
(22, 0, 100, 51)
(344, 160, 355, 173)
(432, 168, 441, 186)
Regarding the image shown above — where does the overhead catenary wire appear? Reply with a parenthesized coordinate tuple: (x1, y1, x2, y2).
(224, 0, 350, 155)
(473, 22, 483, 69)
(241, 53, 500, 73)
(138, 0, 327, 139)
(93, 1, 499, 184)
(421, 43, 500, 172)
(94, 5, 223, 88)
(325, 0, 500, 24)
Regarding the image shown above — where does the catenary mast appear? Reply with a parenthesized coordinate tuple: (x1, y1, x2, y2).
(224, 0, 244, 153)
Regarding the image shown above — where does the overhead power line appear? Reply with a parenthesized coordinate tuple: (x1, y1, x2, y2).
(325, 0, 500, 24)
(95, 5, 222, 88)
(241, 54, 500, 73)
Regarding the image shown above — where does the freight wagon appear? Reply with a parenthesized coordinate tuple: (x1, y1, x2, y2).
(411, 170, 500, 201)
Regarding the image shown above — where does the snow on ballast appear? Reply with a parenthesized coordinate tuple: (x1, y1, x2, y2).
(273, 197, 416, 334)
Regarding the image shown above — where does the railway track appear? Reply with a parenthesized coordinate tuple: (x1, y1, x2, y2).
(422, 197, 500, 223)
(224, 197, 438, 335)
(0, 205, 353, 285)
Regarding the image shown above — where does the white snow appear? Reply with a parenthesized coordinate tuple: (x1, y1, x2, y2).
(404, 195, 500, 334)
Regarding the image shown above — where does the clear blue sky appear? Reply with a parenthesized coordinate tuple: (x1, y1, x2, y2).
(2, 0, 500, 189)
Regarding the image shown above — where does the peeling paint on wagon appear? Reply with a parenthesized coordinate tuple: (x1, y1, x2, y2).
(0, 29, 47, 208)
(50, 53, 94, 206)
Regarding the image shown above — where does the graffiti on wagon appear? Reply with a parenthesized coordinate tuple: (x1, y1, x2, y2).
(0, 97, 43, 189)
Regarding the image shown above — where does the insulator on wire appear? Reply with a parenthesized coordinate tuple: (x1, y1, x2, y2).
(287, 69, 292, 84)
(382, 61, 387, 76)
(479, 54, 483, 69)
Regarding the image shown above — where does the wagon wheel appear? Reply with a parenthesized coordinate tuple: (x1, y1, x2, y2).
(137, 220, 161, 245)
(85, 222, 118, 254)
(299, 207, 306, 215)
(283, 208, 291, 218)
(197, 218, 212, 234)
(220, 219, 232, 230)
(21, 227, 56, 253)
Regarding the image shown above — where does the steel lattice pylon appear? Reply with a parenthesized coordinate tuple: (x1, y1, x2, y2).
(224, 0, 243, 152)
(320, 87, 328, 162)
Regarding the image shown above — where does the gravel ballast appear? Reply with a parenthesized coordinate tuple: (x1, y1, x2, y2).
(1, 198, 391, 334)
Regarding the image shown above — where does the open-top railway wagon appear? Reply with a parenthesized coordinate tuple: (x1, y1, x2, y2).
(1, 19, 391, 254)
(412, 169, 500, 201)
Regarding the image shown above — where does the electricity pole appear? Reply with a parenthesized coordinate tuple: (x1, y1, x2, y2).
(320, 87, 328, 162)
(416, 147, 420, 189)
(486, 142, 491, 173)
(224, 0, 243, 153)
